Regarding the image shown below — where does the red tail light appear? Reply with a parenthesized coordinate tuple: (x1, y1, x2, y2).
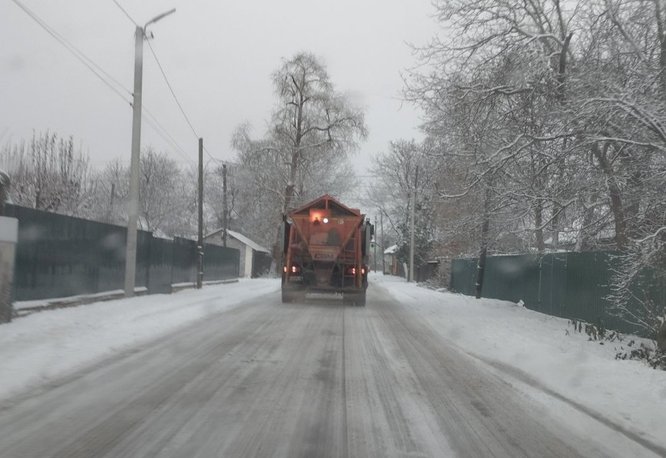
(284, 265, 301, 274)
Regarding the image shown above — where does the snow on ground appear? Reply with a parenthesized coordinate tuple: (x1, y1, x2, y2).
(0, 279, 280, 401)
(2, 272, 664, 450)
(373, 273, 666, 451)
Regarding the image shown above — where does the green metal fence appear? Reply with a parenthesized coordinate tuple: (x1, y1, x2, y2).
(450, 252, 658, 335)
(5, 204, 240, 301)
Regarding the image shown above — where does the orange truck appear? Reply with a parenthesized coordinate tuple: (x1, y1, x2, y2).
(280, 194, 373, 305)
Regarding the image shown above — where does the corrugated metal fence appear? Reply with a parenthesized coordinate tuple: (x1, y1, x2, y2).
(450, 252, 664, 335)
(4, 204, 240, 301)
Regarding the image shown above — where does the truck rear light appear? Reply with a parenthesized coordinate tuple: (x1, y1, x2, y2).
(291, 265, 300, 274)
(361, 267, 366, 275)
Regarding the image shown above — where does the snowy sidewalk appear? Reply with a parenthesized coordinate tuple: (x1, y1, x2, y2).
(374, 273, 666, 453)
(0, 278, 280, 402)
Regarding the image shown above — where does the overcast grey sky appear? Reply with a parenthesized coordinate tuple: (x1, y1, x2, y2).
(1, 0, 439, 173)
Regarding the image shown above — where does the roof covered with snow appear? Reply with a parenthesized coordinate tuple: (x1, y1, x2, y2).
(205, 228, 270, 254)
(384, 244, 398, 255)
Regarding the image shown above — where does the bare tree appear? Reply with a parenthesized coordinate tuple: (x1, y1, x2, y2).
(366, 139, 441, 272)
(88, 150, 197, 238)
(271, 52, 367, 214)
(0, 131, 94, 216)
(231, 53, 367, 252)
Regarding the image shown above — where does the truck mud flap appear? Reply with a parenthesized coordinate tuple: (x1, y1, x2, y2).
(343, 291, 366, 307)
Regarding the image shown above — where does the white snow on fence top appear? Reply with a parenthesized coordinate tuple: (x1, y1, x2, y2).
(384, 244, 398, 254)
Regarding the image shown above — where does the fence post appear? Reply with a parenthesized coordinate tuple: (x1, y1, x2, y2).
(0, 216, 18, 323)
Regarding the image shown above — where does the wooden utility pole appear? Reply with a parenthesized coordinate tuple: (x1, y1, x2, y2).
(374, 215, 378, 272)
(222, 164, 228, 247)
(408, 166, 419, 282)
(106, 183, 115, 223)
(475, 185, 491, 299)
(197, 138, 204, 289)
(380, 210, 385, 275)
(0, 171, 8, 216)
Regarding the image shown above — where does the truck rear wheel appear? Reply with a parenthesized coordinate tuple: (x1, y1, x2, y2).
(282, 288, 295, 303)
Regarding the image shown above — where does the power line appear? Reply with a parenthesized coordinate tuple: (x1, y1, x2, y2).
(10, 0, 133, 104)
(11, 0, 200, 167)
(203, 148, 229, 164)
(110, 0, 138, 26)
(142, 107, 196, 166)
(145, 41, 229, 165)
(146, 40, 200, 139)
(108, 0, 200, 167)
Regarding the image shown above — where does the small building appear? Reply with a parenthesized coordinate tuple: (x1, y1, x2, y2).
(204, 229, 272, 278)
(384, 244, 401, 276)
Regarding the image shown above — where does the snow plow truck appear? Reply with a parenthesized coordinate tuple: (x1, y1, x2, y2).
(280, 194, 373, 305)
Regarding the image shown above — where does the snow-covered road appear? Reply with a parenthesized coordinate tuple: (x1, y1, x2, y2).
(0, 275, 663, 457)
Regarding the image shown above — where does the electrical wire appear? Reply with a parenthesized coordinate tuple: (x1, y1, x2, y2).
(142, 108, 197, 166)
(11, 0, 207, 167)
(110, 0, 138, 26)
(145, 40, 229, 165)
(10, 0, 133, 104)
(108, 0, 198, 166)
(146, 40, 200, 140)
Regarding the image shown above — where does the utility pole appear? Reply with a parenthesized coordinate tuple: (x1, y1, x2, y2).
(408, 166, 418, 282)
(380, 210, 385, 275)
(106, 183, 115, 223)
(124, 9, 176, 297)
(0, 171, 16, 323)
(373, 215, 378, 272)
(124, 25, 144, 297)
(197, 138, 204, 289)
(0, 171, 8, 215)
(475, 185, 491, 299)
(222, 164, 228, 247)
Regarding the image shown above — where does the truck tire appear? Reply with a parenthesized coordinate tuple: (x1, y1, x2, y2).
(281, 288, 294, 303)
(282, 288, 305, 303)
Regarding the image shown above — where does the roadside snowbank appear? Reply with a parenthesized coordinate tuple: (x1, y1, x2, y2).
(0, 279, 280, 401)
(374, 273, 666, 451)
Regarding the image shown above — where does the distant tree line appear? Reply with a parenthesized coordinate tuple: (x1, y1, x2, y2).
(0, 131, 202, 238)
